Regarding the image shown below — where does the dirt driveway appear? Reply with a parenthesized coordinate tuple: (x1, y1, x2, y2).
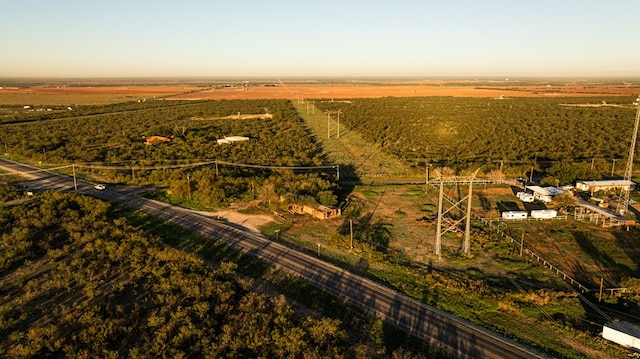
(192, 209, 274, 233)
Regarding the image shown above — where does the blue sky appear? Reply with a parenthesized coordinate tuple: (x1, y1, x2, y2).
(1, 0, 639, 78)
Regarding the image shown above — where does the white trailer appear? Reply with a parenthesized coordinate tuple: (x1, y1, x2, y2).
(603, 321, 640, 352)
(502, 211, 528, 220)
(533, 193, 552, 203)
(530, 209, 557, 219)
(516, 191, 534, 203)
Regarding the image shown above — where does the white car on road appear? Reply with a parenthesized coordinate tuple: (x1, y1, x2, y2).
(94, 184, 106, 190)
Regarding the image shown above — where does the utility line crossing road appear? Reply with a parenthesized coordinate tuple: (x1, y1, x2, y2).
(1, 159, 545, 359)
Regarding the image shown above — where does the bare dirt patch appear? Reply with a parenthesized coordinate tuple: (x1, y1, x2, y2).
(192, 209, 274, 233)
(480, 187, 514, 196)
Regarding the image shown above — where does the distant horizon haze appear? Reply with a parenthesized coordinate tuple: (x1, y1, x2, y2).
(2, 1, 640, 78)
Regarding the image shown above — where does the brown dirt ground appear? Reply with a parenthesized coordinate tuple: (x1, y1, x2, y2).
(3, 83, 639, 100)
(173, 84, 640, 100)
(0, 85, 200, 96)
(479, 187, 514, 196)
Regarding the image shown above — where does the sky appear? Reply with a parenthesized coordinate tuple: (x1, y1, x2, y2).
(1, 0, 639, 78)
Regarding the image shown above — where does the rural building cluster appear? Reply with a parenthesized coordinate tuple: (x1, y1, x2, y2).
(501, 179, 636, 228)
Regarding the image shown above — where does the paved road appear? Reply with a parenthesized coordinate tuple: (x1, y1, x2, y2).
(1, 158, 546, 359)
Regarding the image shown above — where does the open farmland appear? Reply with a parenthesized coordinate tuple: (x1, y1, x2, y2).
(0, 85, 203, 105)
(168, 82, 640, 100)
(2, 79, 640, 104)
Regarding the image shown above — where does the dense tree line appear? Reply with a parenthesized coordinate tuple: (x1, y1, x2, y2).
(1, 99, 338, 208)
(316, 96, 637, 180)
(0, 192, 402, 358)
(2, 99, 323, 166)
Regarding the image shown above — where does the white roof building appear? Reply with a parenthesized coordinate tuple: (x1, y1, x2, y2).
(216, 136, 250, 145)
(575, 180, 635, 192)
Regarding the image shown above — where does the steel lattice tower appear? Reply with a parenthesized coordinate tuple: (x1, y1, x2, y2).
(618, 97, 640, 215)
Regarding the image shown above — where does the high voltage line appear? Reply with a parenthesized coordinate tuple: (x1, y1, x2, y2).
(1, 159, 339, 176)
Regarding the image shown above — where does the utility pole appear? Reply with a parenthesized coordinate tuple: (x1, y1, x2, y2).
(350, 219, 354, 249)
(434, 178, 444, 259)
(463, 173, 474, 256)
(327, 113, 331, 139)
(215, 160, 219, 177)
(186, 174, 191, 199)
(529, 165, 534, 183)
(520, 233, 524, 257)
(611, 158, 618, 177)
(599, 278, 604, 302)
(591, 157, 595, 170)
(425, 165, 428, 189)
(72, 165, 77, 192)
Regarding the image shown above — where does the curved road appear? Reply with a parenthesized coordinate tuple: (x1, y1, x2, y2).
(1, 159, 546, 359)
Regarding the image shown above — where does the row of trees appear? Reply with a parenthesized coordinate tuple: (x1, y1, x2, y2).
(0, 192, 391, 358)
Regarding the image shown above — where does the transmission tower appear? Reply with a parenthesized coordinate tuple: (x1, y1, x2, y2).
(326, 110, 341, 139)
(617, 97, 640, 215)
(434, 169, 480, 259)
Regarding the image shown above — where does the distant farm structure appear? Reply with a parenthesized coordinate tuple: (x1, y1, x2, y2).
(216, 136, 250, 145)
(143, 135, 173, 145)
(289, 204, 341, 220)
(575, 180, 635, 193)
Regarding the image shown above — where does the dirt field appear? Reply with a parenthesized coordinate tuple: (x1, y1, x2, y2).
(2, 82, 639, 103)
(173, 83, 640, 100)
(0, 85, 200, 96)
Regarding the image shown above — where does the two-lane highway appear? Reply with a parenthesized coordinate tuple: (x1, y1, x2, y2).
(1, 158, 546, 359)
